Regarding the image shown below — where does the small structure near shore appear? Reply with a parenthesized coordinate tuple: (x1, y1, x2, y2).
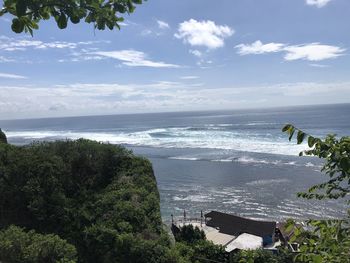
(172, 210, 280, 253)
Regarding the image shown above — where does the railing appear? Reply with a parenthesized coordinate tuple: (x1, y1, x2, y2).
(173, 217, 206, 226)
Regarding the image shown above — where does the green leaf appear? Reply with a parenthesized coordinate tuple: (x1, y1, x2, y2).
(106, 20, 114, 30)
(340, 158, 350, 172)
(308, 136, 316, 147)
(312, 254, 322, 263)
(15, 0, 27, 17)
(297, 131, 306, 144)
(57, 13, 68, 29)
(115, 3, 127, 13)
(11, 18, 24, 33)
(282, 124, 292, 132)
(288, 127, 295, 141)
(85, 13, 94, 23)
(70, 16, 80, 24)
(97, 19, 105, 30)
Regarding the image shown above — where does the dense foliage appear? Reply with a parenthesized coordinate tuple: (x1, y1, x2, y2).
(0, 225, 77, 263)
(232, 249, 293, 263)
(0, 128, 7, 144)
(283, 124, 350, 263)
(0, 139, 182, 262)
(0, 0, 145, 35)
(175, 238, 229, 263)
(174, 224, 206, 244)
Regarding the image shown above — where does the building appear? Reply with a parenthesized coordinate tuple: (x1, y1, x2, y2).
(172, 210, 279, 253)
(205, 211, 276, 248)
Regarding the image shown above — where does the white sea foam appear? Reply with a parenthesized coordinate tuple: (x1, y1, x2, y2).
(245, 122, 278, 126)
(173, 195, 214, 202)
(237, 156, 269, 164)
(6, 126, 308, 156)
(212, 159, 233, 162)
(168, 156, 200, 161)
(222, 198, 244, 205)
(246, 179, 290, 186)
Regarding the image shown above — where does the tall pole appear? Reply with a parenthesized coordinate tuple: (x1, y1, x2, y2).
(201, 210, 203, 227)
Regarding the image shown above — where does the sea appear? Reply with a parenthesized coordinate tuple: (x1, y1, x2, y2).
(1, 103, 349, 223)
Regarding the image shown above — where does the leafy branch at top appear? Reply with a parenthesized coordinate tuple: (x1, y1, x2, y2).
(282, 124, 350, 200)
(0, 0, 145, 36)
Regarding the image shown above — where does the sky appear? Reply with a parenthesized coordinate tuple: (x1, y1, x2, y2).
(0, 0, 349, 119)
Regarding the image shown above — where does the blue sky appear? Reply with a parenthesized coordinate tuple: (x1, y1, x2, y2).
(0, 0, 349, 119)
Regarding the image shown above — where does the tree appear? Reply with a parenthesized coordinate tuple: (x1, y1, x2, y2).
(285, 218, 350, 263)
(0, 225, 77, 263)
(0, 129, 7, 144)
(0, 140, 187, 262)
(282, 124, 350, 200)
(283, 124, 350, 263)
(174, 225, 206, 244)
(0, 0, 145, 35)
(232, 249, 293, 263)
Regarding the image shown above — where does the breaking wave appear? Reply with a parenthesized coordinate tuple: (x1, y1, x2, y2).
(6, 124, 308, 156)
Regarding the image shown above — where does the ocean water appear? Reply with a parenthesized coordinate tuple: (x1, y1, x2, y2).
(1, 103, 349, 222)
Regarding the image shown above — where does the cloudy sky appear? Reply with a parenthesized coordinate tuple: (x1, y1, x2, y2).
(0, 0, 349, 119)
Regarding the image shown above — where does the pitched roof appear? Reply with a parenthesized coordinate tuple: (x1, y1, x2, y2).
(204, 211, 276, 237)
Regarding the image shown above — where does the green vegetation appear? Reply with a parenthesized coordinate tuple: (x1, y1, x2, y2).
(0, 0, 145, 35)
(283, 124, 350, 200)
(0, 128, 7, 144)
(174, 224, 206, 244)
(175, 240, 229, 263)
(0, 138, 184, 262)
(173, 225, 229, 263)
(0, 225, 77, 263)
(232, 249, 293, 263)
(283, 124, 350, 263)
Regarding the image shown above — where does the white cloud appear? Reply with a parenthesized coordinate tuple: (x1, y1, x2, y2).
(141, 29, 153, 36)
(0, 56, 14, 63)
(283, 43, 345, 61)
(1, 81, 349, 119)
(175, 19, 234, 49)
(94, 50, 180, 68)
(306, 0, 332, 8)
(189, 50, 203, 57)
(157, 20, 170, 29)
(309, 63, 329, 68)
(0, 36, 108, 52)
(235, 41, 285, 55)
(235, 41, 345, 61)
(0, 72, 27, 79)
(180, 76, 199, 80)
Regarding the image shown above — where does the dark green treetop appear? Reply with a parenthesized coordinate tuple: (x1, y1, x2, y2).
(0, 139, 184, 262)
(0, 0, 145, 35)
(0, 129, 7, 144)
(0, 225, 78, 263)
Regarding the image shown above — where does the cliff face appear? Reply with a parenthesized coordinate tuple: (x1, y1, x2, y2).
(0, 139, 175, 263)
